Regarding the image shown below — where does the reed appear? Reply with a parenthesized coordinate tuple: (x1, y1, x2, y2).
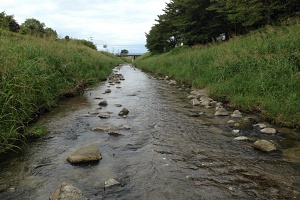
(135, 23, 300, 128)
(0, 30, 124, 153)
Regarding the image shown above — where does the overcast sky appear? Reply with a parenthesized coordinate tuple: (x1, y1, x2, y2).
(1, 0, 169, 53)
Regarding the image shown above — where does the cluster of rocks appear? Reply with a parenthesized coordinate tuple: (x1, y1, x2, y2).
(50, 67, 127, 199)
(186, 88, 279, 153)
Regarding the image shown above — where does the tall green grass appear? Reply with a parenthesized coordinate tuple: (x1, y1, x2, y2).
(135, 24, 300, 128)
(0, 30, 124, 153)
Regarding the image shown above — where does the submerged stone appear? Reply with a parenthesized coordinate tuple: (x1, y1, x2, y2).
(50, 182, 84, 200)
(105, 178, 120, 188)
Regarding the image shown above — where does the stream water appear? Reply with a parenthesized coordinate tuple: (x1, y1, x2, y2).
(0, 64, 299, 200)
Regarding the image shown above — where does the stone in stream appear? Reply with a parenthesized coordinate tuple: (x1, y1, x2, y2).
(92, 125, 110, 132)
(260, 127, 276, 134)
(88, 110, 99, 115)
(214, 107, 228, 116)
(49, 182, 84, 200)
(254, 123, 268, 129)
(118, 124, 131, 130)
(231, 110, 242, 118)
(190, 98, 200, 106)
(67, 144, 102, 164)
(187, 95, 196, 100)
(229, 118, 253, 130)
(253, 140, 277, 152)
(234, 136, 249, 141)
(108, 127, 120, 136)
(232, 130, 240, 134)
(105, 178, 120, 188)
(168, 80, 177, 85)
(118, 108, 129, 116)
(105, 89, 111, 93)
(98, 100, 108, 107)
(115, 104, 122, 107)
(99, 114, 111, 119)
(200, 100, 211, 107)
(200, 96, 213, 102)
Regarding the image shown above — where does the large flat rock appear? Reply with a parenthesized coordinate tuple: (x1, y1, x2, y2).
(67, 144, 102, 164)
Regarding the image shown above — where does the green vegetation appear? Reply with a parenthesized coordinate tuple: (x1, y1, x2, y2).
(135, 23, 300, 128)
(146, 0, 300, 53)
(0, 29, 124, 153)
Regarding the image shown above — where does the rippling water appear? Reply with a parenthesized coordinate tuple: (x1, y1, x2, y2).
(0, 64, 299, 199)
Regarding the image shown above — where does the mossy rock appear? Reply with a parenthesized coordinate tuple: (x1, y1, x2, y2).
(229, 118, 253, 130)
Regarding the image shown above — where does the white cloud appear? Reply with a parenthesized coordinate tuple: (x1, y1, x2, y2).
(1, 0, 168, 53)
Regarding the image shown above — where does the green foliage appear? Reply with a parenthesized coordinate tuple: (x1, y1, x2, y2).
(120, 49, 129, 54)
(145, 0, 300, 53)
(0, 11, 20, 32)
(136, 23, 300, 127)
(0, 30, 124, 153)
(21, 18, 45, 36)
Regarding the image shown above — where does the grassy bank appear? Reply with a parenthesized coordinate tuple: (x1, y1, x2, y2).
(135, 24, 300, 128)
(0, 30, 125, 153)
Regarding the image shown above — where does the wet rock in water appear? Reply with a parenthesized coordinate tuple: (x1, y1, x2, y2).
(229, 118, 253, 130)
(232, 130, 240, 134)
(99, 114, 111, 119)
(116, 86, 122, 89)
(231, 110, 242, 118)
(108, 127, 120, 135)
(115, 104, 122, 107)
(254, 123, 268, 129)
(200, 96, 213, 102)
(234, 136, 249, 141)
(67, 145, 102, 164)
(210, 101, 218, 107)
(105, 89, 111, 93)
(200, 100, 211, 107)
(92, 125, 110, 132)
(88, 110, 99, 115)
(105, 178, 120, 188)
(118, 124, 130, 130)
(50, 182, 84, 200)
(168, 80, 177, 85)
(190, 98, 200, 106)
(118, 108, 129, 116)
(187, 95, 197, 100)
(260, 127, 276, 134)
(214, 107, 228, 116)
(114, 80, 121, 84)
(98, 100, 108, 106)
(253, 140, 277, 152)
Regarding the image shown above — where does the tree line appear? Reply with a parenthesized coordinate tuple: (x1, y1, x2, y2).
(0, 11, 97, 50)
(145, 0, 300, 53)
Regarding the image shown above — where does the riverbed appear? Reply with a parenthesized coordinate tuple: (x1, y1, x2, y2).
(0, 64, 299, 199)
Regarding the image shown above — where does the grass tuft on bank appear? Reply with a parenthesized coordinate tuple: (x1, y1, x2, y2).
(0, 30, 124, 153)
(135, 23, 300, 128)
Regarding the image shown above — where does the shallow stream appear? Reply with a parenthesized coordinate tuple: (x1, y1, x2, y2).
(0, 64, 299, 199)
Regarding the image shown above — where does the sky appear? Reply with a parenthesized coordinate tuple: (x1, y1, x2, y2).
(1, 0, 169, 53)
